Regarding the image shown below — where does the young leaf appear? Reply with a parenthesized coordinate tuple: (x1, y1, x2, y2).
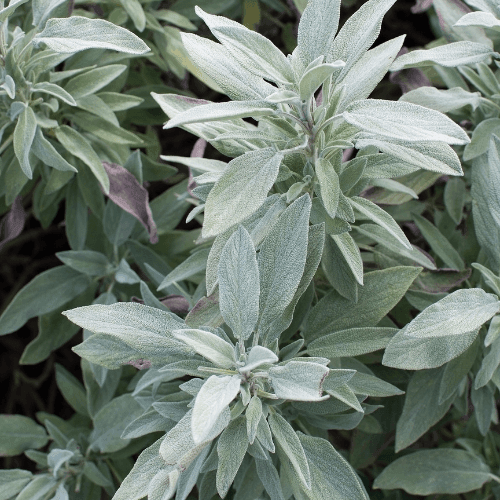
(299, 62, 344, 102)
(195, 7, 294, 84)
(218, 226, 260, 341)
(203, 148, 283, 238)
(374, 449, 493, 495)
(241, 345, 278, 372)
(192, 376, 240, 444)
(297, 0, 341, 66)
(269, 361, 329, 401)
(33, 16, 149, 54)
(172, 328, 236, 368)
(246, 396, 262, 444)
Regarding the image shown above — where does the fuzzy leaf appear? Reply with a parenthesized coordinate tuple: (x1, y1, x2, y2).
(33, 16, 149, 54)
(0, 416, 48, 456)
(218, 226, 259, 340)
(203, 149, 283, 238)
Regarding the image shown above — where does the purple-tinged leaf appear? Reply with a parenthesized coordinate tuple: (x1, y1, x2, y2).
(102, 162, 158, 244)
(411, 268, 472, 293)
(188, 138, 207, 197)
(127, 359, 152, 370)
(131, 295, 190, 315)
(0, 196, 25, 251)
(411, 0, 433, 13)
(390, 48, 431, 94)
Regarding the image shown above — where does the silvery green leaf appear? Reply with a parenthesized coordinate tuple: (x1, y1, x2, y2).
(486, 316, 500, 348)
(473, 263, 500, 299)
(439, 340, 479, 404)
(120, 0, 146, 31)
(90, 394, 143, 453)
(394, 289, 499, 339)
(160, 409, 229, 468)
(328, 0, 397, 76)
(308, 327, 397, 358)
(157, 248, 210, 291)
(218, 226, 259, 341)
(337, 36, 405, 111)
(31, 128, 76, 172)
(304, 266, 421, 342)
(299, 62, 344, 102)
(64, 65, 127, 100)
(297, 433, 370, 499)
(472, 154, 500, 271)
(315, 158, 340, 219)
(195, 7, 294, 84)
(246, 396, 262, 444)
(370, 178, 418, 198)
(400, 86, 481, 113)
(172, 329, 235, 368)
(255, 458, 284, 500)
(266, 89, 301, 104)
(203, 149, 283, 238)
(332, 231, 364, 284)
(297, 0, 341, 66)
(54, 126, 109, 194)
(0, 75, 15, 99)
(15, 475, 57, 500)
(355, 137, 463, 176)
(175, 444, 210, 500)
(349, 196, 411, 249)
(0, 415, 48, 457)
(269, 361, 329, 402)
(373, 449, 493, 495)
(32, 0, 67, 27)
(326, 382, 363, 412)
(181, 33, 275, 100)
(32, 82, 76, 106)
(242, 346, 279, 372)
(344, 100, 470, 145)
(47, 449, 73, 477)
(382, 327, 479, 370)
(257, 195, 311, 342)
(444, 177, 466, 226)
(56, 250, 110, 277)
(355, 224, 436, 269)
(269, 412, 311, 489)
(65, 303, 189, 364)
(192, 376, 241, 444)
(412, 212, 465, 270)
(113, 436, 173, 500)
(455, 10, 500, 29)
(475, 336, 500, 388)
(165, 100, 276, 130)
(395, 368, 455, 452)
(390, 41, 498, 70)
(348, 372, 404, 397)
(0, 470, 33, 500)
(471, 384, 495, 435)
(0, 0, 29, 22)
(256, 416, 274, 453)
(148, 468, 178, 500)
(13, 106, 37, 179)
(115, 259, 141, 284)
(33, 16, 149, 54)
(216, 416, 248, 498)
(464, 119, 500, 161)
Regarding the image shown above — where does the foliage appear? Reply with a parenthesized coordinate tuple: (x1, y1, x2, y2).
(3, 0, 500, 499)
